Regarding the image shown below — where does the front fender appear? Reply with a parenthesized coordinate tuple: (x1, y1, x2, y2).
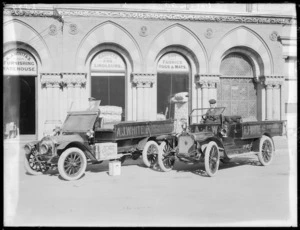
(57, 141, 96, 161)
(191, 132, 214, 142)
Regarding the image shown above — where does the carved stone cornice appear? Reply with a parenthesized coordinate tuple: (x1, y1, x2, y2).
(3, 7, 294, 25)
(259, 75, 285, 87)
(40, 73, 62, 88)
(196, 74, 220, 88)
(131, 73, 156, 88)
(61, 73, 87, 88)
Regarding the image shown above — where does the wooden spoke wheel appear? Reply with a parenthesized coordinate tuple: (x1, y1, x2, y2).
(58, 148, 87, 181)
(142, 141, 159, 167)
(204, 141, 220, 177)
(258, 135, 274, 166)
(157, 141, 175, 172)
(24, 151, 49, 175)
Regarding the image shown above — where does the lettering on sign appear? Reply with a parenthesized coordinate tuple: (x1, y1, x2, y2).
(3, 50, 37, 75)
(116, 125, 151, 138)
(91, 51, 125, 72)
(157, 53, 189, 73)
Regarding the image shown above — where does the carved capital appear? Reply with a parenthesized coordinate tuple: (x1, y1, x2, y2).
(40, 73, 62, 88)
(131, 73, 156, 88)
(259, 75, 285, 87)
(61, 73, 87, 88)
(196, 74, 220, 88)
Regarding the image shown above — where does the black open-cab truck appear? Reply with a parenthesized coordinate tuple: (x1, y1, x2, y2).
(156, 107, 287, 177)
(24, 101, 175, 181)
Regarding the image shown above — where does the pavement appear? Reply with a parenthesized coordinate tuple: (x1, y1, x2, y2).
(3, 135, 297, 227)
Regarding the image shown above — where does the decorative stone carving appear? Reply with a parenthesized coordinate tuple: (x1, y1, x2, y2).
(69, 23, 78, 35)
(139, 26, 148, 37)
(61, 73, 87, 88)
(41, 73, 62, 88)
(48, 24, 57, 36)
(204, 28, 213, 39)
(131, 73, 156, 88)
(259, 75, 285, 86)
(196, 74, 220, 88)
(269, 31, 278, 41)
(3, 8, 294, 25)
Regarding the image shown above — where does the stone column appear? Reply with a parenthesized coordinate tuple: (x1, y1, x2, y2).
(259, 75, 285, 121)
(197, 74, 220, 108)
(273, 84, 281, 120)
(40, 73, 62, 136)
(131, 73, 156, 121)
(265, 84, 273, 120)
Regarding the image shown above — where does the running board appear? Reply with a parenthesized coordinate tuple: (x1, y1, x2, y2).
(227, 151, 259, 159)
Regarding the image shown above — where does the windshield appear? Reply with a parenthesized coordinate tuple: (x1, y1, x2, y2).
(189, 107, 226, 124)
(61, 112, 98, 132)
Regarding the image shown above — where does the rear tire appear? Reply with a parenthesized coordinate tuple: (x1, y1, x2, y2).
(142, 141, 159, 167)
(204, 141, 220, 177)
(258, 135, 274, 166)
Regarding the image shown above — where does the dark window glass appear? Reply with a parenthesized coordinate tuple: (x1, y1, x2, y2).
(91, 75, 125, 121)
(157, 73, 188, 119)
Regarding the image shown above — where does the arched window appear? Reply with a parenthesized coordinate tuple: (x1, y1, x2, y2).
(90, 51, 126, 121)
(218, 53, 257, 120)
(157, 52, 189, 119)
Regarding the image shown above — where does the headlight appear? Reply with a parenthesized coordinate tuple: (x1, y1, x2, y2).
(40, 143, 49, 154)
(86, 129, 94, 138)
(24, 144, 33, 154)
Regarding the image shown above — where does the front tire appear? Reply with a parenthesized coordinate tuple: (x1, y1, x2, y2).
(258, 135, 274, 166)
(58, 147, 87, 181)
(157, 141, 175, 172)
(24, 152, 48, 175)
(142, 141, 159, 167)
(204, 141, 220, 177)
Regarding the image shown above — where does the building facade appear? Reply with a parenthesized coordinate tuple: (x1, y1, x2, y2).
(3, 4, 297, 139)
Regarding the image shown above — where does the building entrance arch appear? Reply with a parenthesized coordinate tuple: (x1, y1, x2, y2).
(3, 49, 37, 137)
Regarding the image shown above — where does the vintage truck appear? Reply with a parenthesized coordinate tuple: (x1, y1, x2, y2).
(157, 107, 287, 177)
(24, 101, 175, 181)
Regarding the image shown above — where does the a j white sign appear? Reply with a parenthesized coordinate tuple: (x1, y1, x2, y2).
(91, 51, 125, 73)
(157, 53, 189, 73)
(3, 50, 37, 76)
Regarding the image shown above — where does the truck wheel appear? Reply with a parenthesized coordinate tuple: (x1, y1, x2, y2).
(58, 147, 87, 181)
(204, 141, 220, 177)
(258, 135, 274, 166)
(24, 152, 48, 175)
(142, 141, 159, 167)
(157, 141, 175, 172)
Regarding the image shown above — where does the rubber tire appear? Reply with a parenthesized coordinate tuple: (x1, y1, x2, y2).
(258, 135, 274, 166)
(204, 141, 220, 177)
(58, 147, 87, 181)
(24, 153, 43, 175)
(142, 141, 159, 167)
(157, 141, 175, 172)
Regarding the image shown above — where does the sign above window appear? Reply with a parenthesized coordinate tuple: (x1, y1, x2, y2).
(91, 51, 125, 73)
(3, 50, 37, 76)
(157, 53, 189, 73)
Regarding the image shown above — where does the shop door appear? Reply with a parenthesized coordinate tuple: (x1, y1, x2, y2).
(157, 73, 188, 119)
(4, 76, 36, 135)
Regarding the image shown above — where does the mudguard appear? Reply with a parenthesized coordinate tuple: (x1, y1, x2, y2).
(137, 137, 150, 151)
(191, 132, 215, 142)
(57, 141, 97, 161)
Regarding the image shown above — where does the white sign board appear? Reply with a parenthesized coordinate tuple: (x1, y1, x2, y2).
(91, 51, 125, 73)
(3, 50, 37, 76)
(157, 53, 189, 73)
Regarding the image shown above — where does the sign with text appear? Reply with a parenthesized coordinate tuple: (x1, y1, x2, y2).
(157, 53, 189, 73)
(4, 50, 37, 76)
(91, 51, 125, 73)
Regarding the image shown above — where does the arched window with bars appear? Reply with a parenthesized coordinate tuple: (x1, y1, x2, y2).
(218, 53, 257, 120)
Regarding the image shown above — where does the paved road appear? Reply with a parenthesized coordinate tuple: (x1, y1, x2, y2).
(4, 138, 297, 227)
